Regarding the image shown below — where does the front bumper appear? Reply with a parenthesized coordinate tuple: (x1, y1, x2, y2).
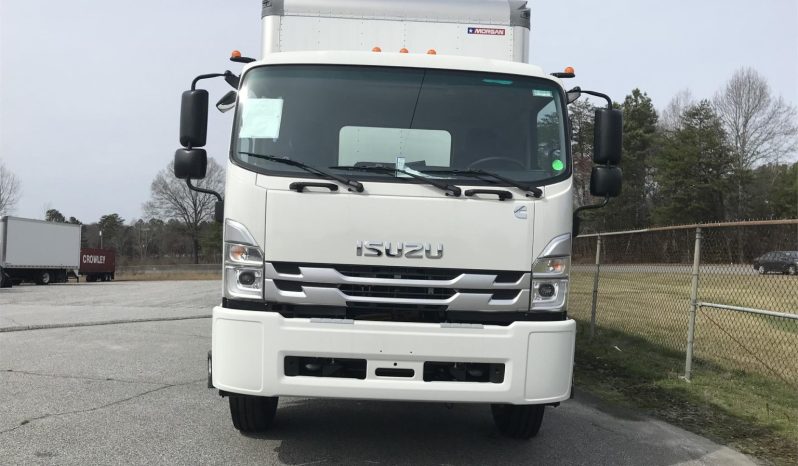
(211, 306, 575, 404)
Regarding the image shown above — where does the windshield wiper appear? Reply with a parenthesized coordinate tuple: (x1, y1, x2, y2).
(330, 165, 461, 197)
(421, 169, 543, 198)
(239, 151, 364, 192)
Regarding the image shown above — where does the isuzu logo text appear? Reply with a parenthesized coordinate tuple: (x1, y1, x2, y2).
(356, 241, 443, 259)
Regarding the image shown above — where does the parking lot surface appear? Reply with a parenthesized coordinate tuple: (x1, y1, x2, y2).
(0, 281, 755, 465)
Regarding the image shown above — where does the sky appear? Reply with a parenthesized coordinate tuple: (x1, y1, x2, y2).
(1, 0, 796, 222)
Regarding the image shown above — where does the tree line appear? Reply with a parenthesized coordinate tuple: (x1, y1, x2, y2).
(33, 160, 225, 265)
(575, 67, 797, 233)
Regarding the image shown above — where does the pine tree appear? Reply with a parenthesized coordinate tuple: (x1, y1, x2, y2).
(653, 101, 734, 225)
(605, 89, 659, 230)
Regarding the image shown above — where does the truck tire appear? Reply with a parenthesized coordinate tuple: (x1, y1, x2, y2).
(37, 271, 52, 285)
(228, 395, 278, 433)
(491, 404, 545, 439)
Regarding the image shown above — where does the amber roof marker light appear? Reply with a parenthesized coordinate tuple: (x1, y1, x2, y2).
(230, 50, 256, 64)
(372, 46, 382, 52)
(399, 48, 409, 53)
(427, 49, 437, 55)
(551, 66, 575, 79)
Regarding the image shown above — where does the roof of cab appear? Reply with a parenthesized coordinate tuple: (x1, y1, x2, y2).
(241, 50, 559, 85)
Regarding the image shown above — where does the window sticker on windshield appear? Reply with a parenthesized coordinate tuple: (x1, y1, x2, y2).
(239, 98, 283, 139)
(533, 90, 553, 97)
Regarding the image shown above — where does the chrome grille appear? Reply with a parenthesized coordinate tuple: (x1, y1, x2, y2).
(264, 262, 531, 312)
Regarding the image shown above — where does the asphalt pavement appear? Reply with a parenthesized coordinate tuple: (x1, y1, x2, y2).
(0, 281, 756, 465)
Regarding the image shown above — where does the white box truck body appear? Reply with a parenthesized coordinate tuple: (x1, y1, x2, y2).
(0, 216, 81, 286)
(177, 0, 623, 437)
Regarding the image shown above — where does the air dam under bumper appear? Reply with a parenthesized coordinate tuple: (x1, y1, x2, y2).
(211, 306, 575, 404)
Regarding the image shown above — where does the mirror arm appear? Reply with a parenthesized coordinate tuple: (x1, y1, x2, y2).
(574, 195, 610, 217)
(579, 90, 613, 109)
(191, 71, 238, 91)
(186, 178, 223, 203)
(573, 196, 610, 237)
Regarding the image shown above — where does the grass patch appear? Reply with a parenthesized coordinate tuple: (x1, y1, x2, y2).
(575, 322, 798, 465)
(569, 270, 798, 385)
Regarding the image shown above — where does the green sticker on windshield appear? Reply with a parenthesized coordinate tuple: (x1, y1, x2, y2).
(552, 159, 564, 171)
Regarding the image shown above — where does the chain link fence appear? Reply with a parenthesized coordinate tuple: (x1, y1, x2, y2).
(571, 219, 798, 388)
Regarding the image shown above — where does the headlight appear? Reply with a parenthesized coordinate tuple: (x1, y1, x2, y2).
(533, 256, 570, 277)
(531, 255, 569, 311)
(226, 243, 263, 265)
(224, 219, 264, 301)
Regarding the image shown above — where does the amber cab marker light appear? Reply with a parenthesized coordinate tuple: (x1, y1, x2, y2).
(427, 49, 437, 55)
(231, 50, 242, 59)
(399, 48, 409, 53)
(372, 46, 382, 52)
(564, 66, 575, 74)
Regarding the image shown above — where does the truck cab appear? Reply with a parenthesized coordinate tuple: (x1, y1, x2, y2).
(174, 0, 622, 438)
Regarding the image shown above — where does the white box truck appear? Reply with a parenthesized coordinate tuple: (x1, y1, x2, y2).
(0, 216, 81, 287)
(173, 0, 623, 438)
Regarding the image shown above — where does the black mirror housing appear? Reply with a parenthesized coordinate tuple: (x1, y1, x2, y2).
(216, 90, 237, 113)
(179, 90, 209, 148)
(590, 165, 622, 197)
(214, 200, 224, 223)
(593, 108, 623, 165)
(174, 148, 208, 180)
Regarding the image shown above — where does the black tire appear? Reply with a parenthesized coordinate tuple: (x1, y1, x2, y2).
(228, 395, 278, 433)
(37, 271, 52, 285)
(491, 404, 545, 439)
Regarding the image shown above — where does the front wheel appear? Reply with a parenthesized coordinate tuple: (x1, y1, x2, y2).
(491, 404, 545, 439)
(229, 395, 278, 433)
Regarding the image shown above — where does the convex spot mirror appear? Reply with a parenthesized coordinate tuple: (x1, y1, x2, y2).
(590, 165, 622, 198)
(566, 88, 581, 104)
(216, 90, 237, 113)
(174, 148, 208, 180)
(593, 108, 623, 165)
(179, 90, 209, 148)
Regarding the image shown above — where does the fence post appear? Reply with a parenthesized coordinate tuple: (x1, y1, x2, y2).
(684, 227, 702, 381)
(590, 235, 602, 340)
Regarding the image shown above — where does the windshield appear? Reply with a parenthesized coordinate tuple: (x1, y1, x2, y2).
(232, 65, 569, 185)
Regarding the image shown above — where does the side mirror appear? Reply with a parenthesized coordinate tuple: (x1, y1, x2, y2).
(566, 87, 581, 104)
(179, 90, 209, 147)
(593, 108, 623, 164)
(590, 165, 622, 197)
(174, 148, 208, 179)
(216, 90, 237, 113)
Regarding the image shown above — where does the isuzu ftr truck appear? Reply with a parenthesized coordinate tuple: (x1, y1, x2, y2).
(173, 0, 623, 438)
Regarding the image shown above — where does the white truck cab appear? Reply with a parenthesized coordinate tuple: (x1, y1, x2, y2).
(174, 0, 623, 438)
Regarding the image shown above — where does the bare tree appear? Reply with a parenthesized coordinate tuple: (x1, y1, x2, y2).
(144, 159, 224, 264)
(660, 88, 693, 132)
(714, 67, 798, 166)
(0, 160, 22, 216)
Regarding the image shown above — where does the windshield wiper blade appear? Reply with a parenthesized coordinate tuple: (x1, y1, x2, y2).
(239, 151, 364, 192)
(331, 165, 461, 197)
(421, 169, 543, 198)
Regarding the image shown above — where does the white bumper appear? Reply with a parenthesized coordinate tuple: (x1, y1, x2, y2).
(211, 306, 575, 404)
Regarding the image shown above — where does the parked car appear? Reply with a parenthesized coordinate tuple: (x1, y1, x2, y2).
(753, 251, 798, 275)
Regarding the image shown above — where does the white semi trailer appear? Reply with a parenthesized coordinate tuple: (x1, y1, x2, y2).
(174, 0, 623, 438)
(0, 216, 81, 287)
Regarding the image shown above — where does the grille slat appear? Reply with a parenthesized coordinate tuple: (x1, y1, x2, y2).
(271, 262, 524, 283)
